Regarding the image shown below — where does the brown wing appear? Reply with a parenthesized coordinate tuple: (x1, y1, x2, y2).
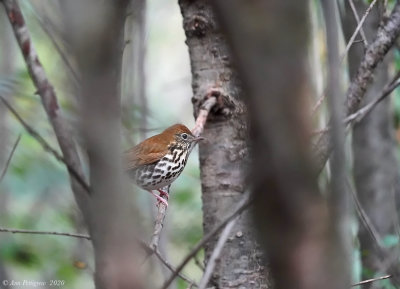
(125, 132, 171, 170)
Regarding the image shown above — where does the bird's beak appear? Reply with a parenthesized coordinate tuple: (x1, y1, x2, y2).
(193, 136, 205, 142)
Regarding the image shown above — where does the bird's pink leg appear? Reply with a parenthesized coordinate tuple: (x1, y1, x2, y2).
(157, 189, 169, 202)
(147, 190, 168, 207)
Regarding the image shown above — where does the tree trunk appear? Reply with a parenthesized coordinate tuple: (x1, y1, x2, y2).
(211, 1, 350, 289)
(63, 1, 144, 288)
(341, 1, 400, 286)
(178, 1, 270, 288)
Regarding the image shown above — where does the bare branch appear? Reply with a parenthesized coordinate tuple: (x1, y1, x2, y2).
(312, 87, 328, 115)
(344, 72, 400, 125)
(30, 6, 80, 87)
(346, 178, 383, 248)
(2, 0, 90, 220)
(341, 0, 377, 63)
(152, 250, 198, 287)
(192, 96, 217, 137)
(312, 72, 400, 136)
(149, 186, 169, 251)
(314, 2, 400, 171)
(198, 216, 238, 289)
(194, 254, 205, 272)
(161, 192, 252, 289)
(0, 227, 197, 286)
(312, 0, 373, 114)
(0, 227, 91, 240)
(0, 134, 20, 183)
(347, 0, 369, 48)
(0, 95, 90, 192)
(351, 275, 392, 287)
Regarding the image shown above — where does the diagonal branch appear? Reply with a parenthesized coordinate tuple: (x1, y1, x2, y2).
(351, 275, 392, 287)
(198, 216, 238, 289)
(341, 0, 377, 63)
(161, 192, 253, 289)
(314, 2, 400, 171)
(2, 0, 90, 220)
(0, 226, 197, 286)
(344, 71, 400, 125)
(347, 0, 368, 48)
(0, 95, 90, 192)
(30, 5, 80, 87)
(0, 134, 20, 183)
(312, 71, 400, 136)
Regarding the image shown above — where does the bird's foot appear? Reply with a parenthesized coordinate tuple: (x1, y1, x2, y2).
(157, 189, 169, 200)
(156, 189, 169, 208)
(148, 190, 169, 207)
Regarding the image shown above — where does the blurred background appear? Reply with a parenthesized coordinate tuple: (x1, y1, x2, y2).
(2, 0, 400, 288)
(0, 0, 203, 288)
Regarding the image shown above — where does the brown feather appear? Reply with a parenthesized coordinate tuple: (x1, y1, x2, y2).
(125, 124, 193, 170)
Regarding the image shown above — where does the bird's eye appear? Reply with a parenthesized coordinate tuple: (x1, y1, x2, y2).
(181, 133, 188, 140)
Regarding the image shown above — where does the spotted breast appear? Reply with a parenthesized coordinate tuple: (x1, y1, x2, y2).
(125, 124, 203, 196)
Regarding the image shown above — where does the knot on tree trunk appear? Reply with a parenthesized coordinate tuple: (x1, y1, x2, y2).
(183, 14, 212, 38)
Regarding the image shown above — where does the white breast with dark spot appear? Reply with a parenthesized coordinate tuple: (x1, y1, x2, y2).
(133, 146, 189, 190)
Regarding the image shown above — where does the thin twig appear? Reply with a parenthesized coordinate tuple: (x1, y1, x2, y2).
(345, 178, 383, 247)
(161, 192, 253, 289)
(0, 227, 197, 286)
(0, 134, 21, 183)
(198, 216, 238, 289)
(312, 0, 375, 114)
(312, 88, 328, 115)
(153, 250, 198, 287)
(341, 0, 378, 63)
(30, 6, 80, 87)
(194, 254, 205, 272)
(344, 72, 400, 125)
(351, 275, 392, 287)
(348, 0, 369, 48)
(0, 227, 91, 240)
(312, 72, 400, 136)
(0, 95, 90, 192)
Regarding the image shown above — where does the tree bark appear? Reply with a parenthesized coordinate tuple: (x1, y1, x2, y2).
(211, 1, 350, 289)
(178, 1, 269, 288)
(341, 1, 400, 286)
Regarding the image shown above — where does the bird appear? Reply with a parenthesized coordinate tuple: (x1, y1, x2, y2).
(125, 124, 203, 206)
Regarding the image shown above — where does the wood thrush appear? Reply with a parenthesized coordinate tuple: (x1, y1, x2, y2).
(125, 124, 203, 206)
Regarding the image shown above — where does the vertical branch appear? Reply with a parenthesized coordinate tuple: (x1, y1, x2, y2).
(211, 0, 349, 288)
(1, 0, 90, 221)
(63, 1, 144, 288)
(321, 0, 351, 286)
(149, 186, 169, 250)
(123, 0, 148, 138)
(342, 0, 400, 285)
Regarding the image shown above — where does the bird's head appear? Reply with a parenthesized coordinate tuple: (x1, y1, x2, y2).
(163, 124, 204, 148)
